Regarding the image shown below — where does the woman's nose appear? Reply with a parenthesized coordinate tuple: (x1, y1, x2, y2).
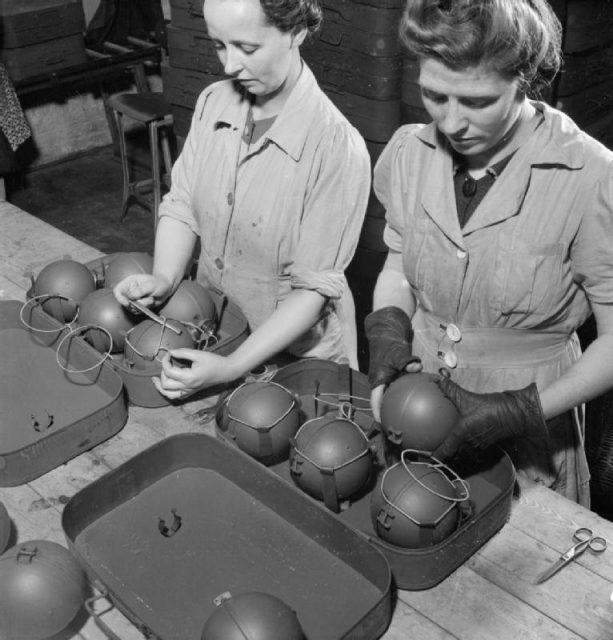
(438, 102, 468, 137)
(222, 47, 242, 76)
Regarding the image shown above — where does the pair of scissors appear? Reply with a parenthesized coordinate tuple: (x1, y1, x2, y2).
(535, 527, 607, 584)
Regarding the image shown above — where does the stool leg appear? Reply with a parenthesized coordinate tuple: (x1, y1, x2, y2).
(113, 110, 133, 221)
(149, 120, 162, 232)
(160, 127, 173, 188)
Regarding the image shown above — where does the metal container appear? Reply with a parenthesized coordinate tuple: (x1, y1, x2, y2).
(0, 300, 127, 486)
(62, 433, 393, 640)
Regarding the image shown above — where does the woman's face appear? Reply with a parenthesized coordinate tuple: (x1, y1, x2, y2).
(203, 0, 305, 98)
(419, 58, 525, 163)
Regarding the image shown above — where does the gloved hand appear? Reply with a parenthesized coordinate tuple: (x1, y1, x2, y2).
(432, 376, 548, 460)
(364, 306, 421, 389)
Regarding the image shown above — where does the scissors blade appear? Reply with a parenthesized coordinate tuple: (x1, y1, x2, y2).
(535, 556, 569, 584)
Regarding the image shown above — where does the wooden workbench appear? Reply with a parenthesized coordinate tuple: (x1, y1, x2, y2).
(2, 200, 613, 640)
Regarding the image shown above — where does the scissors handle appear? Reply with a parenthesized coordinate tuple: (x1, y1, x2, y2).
(571, 527, 607, 558)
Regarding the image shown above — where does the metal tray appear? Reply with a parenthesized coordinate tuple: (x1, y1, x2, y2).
(222, 359, 516, 590)
(62, 433, 393, 640)
(0, 299, 127, 486)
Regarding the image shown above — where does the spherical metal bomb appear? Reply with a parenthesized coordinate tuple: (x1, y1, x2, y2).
(0, 540, 87, 640)
(380, 373, 459, 452)
(290, 414, 373, 504)
(77, 287, 139, 352)
(103, 251, 153, 290)
(32, 259, 96, 322)
(158, 280, 217, 328)
(219, 381, 301, 464)
(123, 318, 196, 371)
(370, 457, 463, 548)
(201, 592, 305, 640)
(0, 502, 11, 554)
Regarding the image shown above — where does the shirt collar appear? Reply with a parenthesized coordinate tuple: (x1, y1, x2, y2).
(415, 100, 585, 170)
(212, 63, 320, 162)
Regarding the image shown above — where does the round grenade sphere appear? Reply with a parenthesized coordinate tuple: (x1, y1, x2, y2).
(221, 381, 301, 464)
(103, 251, 153, 290)
(32, 259, 96, 323)
(201, 592, 305, 640)
(0, 540, 87, 640)
(290, 414, 372, 502)
(123, 318, 196, 370)
(158, 280, 217, 327)
(0, 502, 11, 555)
(77, 287, 139, 353)
(370, 460, 461, 548)
(380, 373, 459, 452)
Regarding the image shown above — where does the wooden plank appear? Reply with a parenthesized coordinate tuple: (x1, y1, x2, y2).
(400, 565, 582, 640)
(381, 599, 458, 639)
(466, 526, 613, 640)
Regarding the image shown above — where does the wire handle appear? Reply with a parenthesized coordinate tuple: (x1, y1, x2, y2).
(55, 324, 112, 374)
(19, 295, 79, 333)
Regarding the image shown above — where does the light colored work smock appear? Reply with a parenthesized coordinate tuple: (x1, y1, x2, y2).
(159, 63, 371, 366)
(374, 102, 613, 505)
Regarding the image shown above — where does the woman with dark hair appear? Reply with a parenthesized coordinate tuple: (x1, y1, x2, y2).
(366, 0, 613, 505)
(114, 0, 370, 397)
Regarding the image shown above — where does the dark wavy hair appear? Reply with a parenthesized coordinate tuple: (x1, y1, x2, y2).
(400, 0, 563, 94)
(260, 0, 322, 35)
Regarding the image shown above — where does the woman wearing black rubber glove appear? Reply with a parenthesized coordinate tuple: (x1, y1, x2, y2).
(432, 376, 548, 461)
(368, 0, 613, 506)
(364, 299, 422, 422)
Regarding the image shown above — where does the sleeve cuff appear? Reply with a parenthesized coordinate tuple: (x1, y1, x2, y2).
(291, 267, 346, 299)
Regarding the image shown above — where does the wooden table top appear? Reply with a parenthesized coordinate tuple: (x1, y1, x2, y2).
(2, 201, 613, 640)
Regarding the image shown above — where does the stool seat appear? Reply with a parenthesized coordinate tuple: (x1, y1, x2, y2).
(104, 90, 174, 230)
(106, 92, 171, 123)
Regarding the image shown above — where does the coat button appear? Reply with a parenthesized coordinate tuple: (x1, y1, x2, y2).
(227, 192, 234, 205)
(446, 323, 462, 342)
(456, 249, 467, 259)
(215, 257, 224, 269)
(442, 351, 458, 368)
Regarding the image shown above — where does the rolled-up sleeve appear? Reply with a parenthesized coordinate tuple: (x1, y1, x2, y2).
(291, 123, 371, 299)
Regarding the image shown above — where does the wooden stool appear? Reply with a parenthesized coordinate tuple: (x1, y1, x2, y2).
(105, 91, 173, 230)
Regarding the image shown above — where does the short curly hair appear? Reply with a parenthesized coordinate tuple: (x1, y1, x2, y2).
(260, 0, 322, 35)
(400, 0, 563, 94)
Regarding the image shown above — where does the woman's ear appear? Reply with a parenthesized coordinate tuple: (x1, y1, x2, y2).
(291, 27, 308, 48)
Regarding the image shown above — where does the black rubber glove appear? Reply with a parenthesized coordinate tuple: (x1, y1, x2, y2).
(432, 376, 548, 460)
(364, 306, 421, 389)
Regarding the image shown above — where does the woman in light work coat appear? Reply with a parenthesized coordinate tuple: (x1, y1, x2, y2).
(366, 0, 613, 505)
(114, 0, 370, 397)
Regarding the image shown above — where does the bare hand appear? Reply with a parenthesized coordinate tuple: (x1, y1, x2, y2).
(113, 274, 173, 308)
(152, 349, 242, 400)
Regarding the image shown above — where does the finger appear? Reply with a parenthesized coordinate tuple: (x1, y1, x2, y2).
(432, 432, 461, 461)
(152, 376, 191, 400)
(436, 376, 463, 405)
(371, 385, 386, 422)
(158, 365, 188, 389)
(404, 359, 423, 374)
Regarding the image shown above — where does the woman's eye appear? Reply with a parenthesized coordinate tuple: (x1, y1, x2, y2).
(462, 99, 495, 109)
(240, 46, 258, 54)
(422, 91, 446, 104)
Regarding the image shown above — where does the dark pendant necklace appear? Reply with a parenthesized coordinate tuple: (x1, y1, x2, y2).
(462, 174, 478, 197)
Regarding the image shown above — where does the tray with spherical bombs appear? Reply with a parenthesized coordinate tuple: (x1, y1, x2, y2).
(215, 359, 516, 590)
(61, 432, 393, 640)
(25, 252, 250, 408)
(0, 298, 128, 486)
